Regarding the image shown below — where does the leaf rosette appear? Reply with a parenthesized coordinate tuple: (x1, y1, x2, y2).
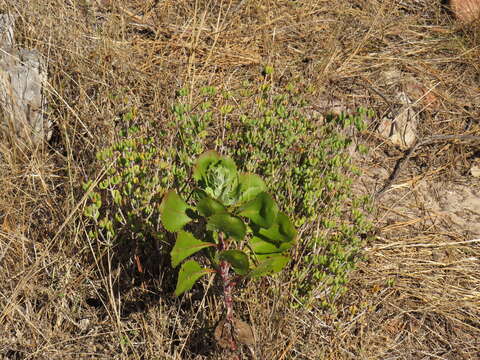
(160, 150, 296, 296)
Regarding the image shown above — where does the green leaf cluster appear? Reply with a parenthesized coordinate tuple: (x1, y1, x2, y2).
(83, 76, 374, 311)
(169, 81, 373, 309)
(83, 120, 170, 250)
(160, 151, 296, 296)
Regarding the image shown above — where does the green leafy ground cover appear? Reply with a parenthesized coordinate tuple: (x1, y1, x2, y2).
(84, 79, 372, 315)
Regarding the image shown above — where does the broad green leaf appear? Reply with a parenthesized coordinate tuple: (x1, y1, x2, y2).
(193, 152, 239, 206)
(238, 192, 278, 228)
(217, 156, 237, 174)
(196, 193, 226, 217)
(175, 260, 211, 296)
(171, 231, 215, 268)
(219, 250, 249, 275)
(257, 212, 296, 244)
(250, 236, 293, 259)
(207, 158, 238, 205)
(237, 173, 267, 203)
(193, 150, 221, 182)
(249, 255, 290, 278)
(160, 191, 191, 232)
(207, 213, 246, 241)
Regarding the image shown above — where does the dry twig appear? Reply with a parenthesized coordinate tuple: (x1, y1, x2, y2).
(375, 134, 480, 199)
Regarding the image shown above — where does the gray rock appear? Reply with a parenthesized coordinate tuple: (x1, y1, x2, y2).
(377, 70, 419, 149)
(377, 91, 418, 148)
(0, 13, 51, 147)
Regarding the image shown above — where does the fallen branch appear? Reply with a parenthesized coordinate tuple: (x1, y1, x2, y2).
(374, 134, 480, 199)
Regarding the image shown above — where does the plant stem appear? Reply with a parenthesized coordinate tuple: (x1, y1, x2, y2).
(220, 259, 234, 321)
(218, 232, 234, 322)
(217, 232, 238, 351)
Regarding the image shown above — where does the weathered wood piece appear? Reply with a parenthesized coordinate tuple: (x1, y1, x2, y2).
(0, 13, 51, 147)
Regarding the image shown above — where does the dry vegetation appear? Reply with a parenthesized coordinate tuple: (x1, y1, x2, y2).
(1, 0, 480, 359)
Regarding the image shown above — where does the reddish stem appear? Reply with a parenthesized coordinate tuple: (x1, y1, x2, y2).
(220, 259, 234, 321)
(218, 233, 234, 322)
(218, 233, 237, 351)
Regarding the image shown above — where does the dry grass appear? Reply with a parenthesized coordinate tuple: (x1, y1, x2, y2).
(1, 0, 479, 359)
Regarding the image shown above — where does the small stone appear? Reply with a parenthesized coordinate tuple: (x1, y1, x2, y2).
(470, 164, 480, 177)
(232, 318, 255, 346)
(214, 318, 235, 350)
(78, 318, 90, 331)
(378, 91, 418, 148)
(214, 317, 255, 349)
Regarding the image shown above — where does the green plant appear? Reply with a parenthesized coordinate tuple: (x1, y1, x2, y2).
(170, 77, 372, 309)
(84, 72, 372, 321)
(83, 114, 170, 271)
(160, 150, 296, 351)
